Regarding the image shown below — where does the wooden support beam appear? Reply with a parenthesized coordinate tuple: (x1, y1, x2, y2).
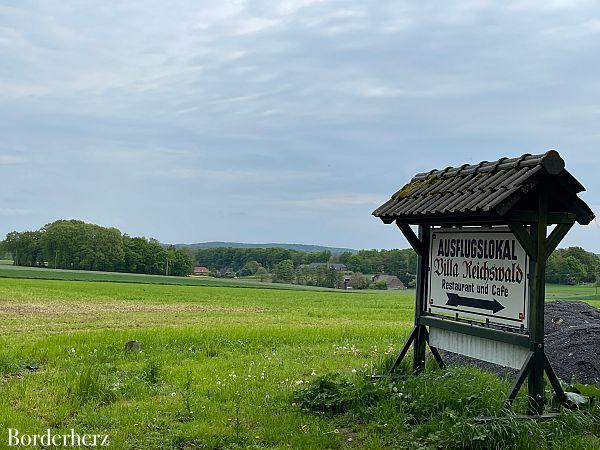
(503, 352, 534, 410)
(528, 188, 548, 416)
(545, 222, 575, 259)
(413, 325, 427, 374)
(429, 346, 445, 369)
(396, 222, 424, 256)
(508, 222, 537, 260)
(412, 226, 430, 374)
(423, 327, 445, 369)
(506, 210, 577, 224)
(387, 326, 417, 375)
(544, 354, 568, 404)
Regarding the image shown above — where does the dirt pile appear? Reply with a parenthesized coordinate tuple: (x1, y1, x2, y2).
(437, 301, 600, 385)
(544, 301, 600, 385)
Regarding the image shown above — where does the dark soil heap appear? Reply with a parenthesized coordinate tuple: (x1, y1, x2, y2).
(438, 301, 600, 385)
(544, 301, 600, 385)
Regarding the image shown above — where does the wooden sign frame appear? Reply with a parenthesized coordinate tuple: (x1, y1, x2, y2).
(373, 152, 594, 415)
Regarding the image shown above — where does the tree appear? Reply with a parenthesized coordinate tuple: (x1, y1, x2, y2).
(349, 272, 368, 290)
(547, 248, 597, 285)
(255, 266, 270, 282)
(339, 248, 417, 283)
(2, 231, 44, 266)
(560, 256, 587, 285)
(272, 259, 294, 284)
(547, 253, 585, 285)
(321, 267, 342, 289)
(194, 247, 331, 272)
(240, 260, 262, 276)
(166, 246, 194, 276)
(561, 247, 599, 283)
(2, 219, 193, 277)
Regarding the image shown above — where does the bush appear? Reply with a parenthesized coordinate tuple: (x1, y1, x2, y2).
(368, 280, 388, 290)
(255, 266, 270, 282)
(293, 373, 386, 414)
(293, 368, 600, 449)
(349, 272, 369, 290)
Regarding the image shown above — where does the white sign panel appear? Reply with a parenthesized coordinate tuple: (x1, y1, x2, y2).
(428, 328, 530, 369)
(427, 228, 529, 328)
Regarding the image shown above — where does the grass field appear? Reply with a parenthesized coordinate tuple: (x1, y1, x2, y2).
(0, 261, 338, 292)
(0, 271, 598, 448)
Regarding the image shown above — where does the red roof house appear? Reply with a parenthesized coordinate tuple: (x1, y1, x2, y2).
(193, 266, 210, 275)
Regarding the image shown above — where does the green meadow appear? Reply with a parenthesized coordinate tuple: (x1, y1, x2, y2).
(0, 272, 598, 449)
(0, 261, 334, 292)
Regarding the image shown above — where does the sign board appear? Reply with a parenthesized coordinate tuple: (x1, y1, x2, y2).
(428, 327, 529, 369)
(427, 228, 529, 328)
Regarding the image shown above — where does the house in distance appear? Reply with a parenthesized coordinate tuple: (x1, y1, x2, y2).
(372, 274, 406, 290)
(192, 266, 209, 276)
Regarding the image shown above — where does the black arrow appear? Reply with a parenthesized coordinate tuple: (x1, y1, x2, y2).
(445, 293, 505, 314)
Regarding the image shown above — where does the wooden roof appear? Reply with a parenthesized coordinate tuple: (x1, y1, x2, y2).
(373, 150, 594, 225)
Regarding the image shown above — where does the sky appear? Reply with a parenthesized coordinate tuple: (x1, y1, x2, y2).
(1, 0, 600, 251)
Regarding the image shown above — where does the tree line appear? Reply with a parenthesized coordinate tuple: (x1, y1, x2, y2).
(1, 220, 193, 276)
(196, 247, 419, 285)
(2, 220, 598, 285)
(197, 245, 599, 287)
(339, 249, 418, 286)
(546, 246, 599, 285)
(194, 247, 333, 272)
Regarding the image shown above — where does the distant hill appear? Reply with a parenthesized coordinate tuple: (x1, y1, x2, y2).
(172, 242, 358, 254)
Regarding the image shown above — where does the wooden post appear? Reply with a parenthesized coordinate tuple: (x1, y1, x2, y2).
(412, 225, 430, 374)
(528, 189, 548, 415)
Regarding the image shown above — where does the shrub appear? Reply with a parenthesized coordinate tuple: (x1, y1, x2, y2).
(293, 374, 386, 414)
(368, 280, 388, 290)
(255, 266, 270, 282)
(349, 272, 369, 290)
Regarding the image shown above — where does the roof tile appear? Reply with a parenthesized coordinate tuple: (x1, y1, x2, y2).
(373, 150, 594, 225)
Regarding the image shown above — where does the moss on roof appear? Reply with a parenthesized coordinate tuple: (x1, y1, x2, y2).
(394, 177, 436, 199)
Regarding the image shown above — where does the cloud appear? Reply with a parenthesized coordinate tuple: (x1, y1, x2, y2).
(1, 1, 600, 250)
(0, 208, 31, 217)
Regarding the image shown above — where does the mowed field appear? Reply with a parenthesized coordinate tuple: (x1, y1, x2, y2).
(0, 269, 599, 449)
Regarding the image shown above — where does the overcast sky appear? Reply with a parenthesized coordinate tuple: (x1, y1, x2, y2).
(1, 1, 599, 250)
